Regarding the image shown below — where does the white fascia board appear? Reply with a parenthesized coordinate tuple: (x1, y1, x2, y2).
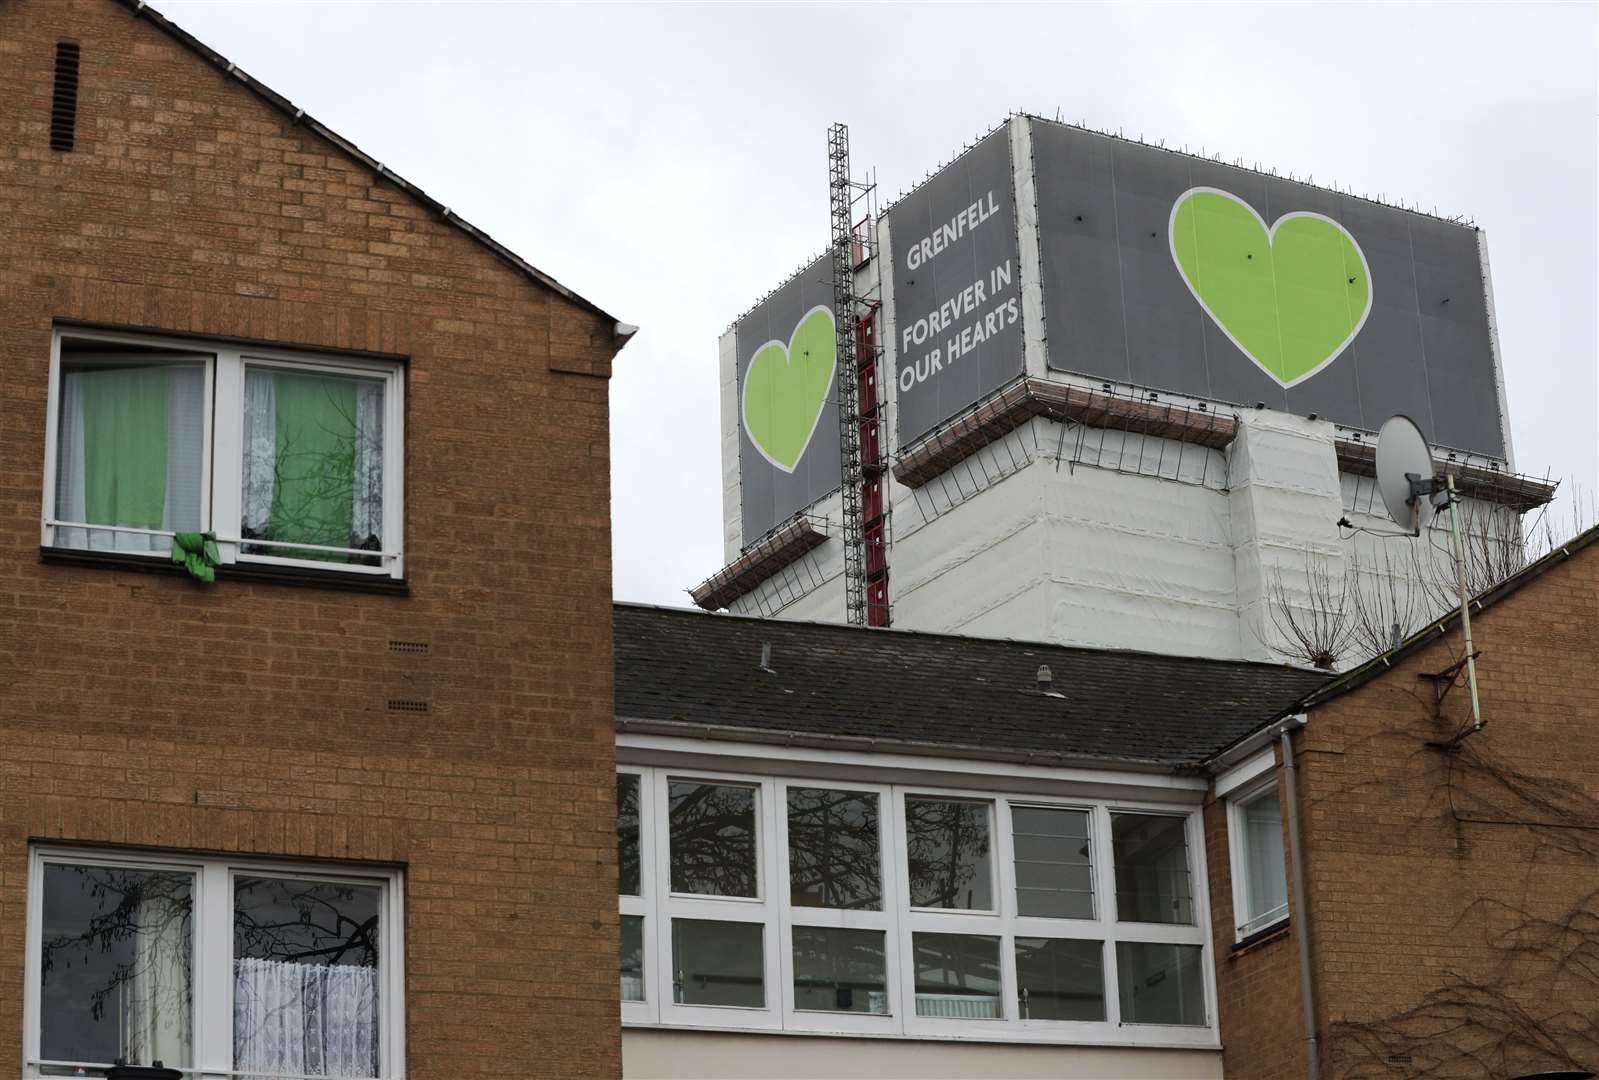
(1204, 712, 1307, 773)
(615, 730, 1207, 804)
(1214, 746, 1276, 798)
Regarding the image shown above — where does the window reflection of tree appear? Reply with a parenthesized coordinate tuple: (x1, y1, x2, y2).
(787, 789, 880, 910)
(617, 776, 641, 895)
(41, 867, 193, 1026)
(233, 878, 379, 967)
(906, 800, 990, 910)
(668, 783, 756, 896)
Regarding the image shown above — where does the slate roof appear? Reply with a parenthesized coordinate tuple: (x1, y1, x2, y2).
(614, 604, 1332, 771)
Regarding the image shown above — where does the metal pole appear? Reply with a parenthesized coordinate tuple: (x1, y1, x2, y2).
(1280, 724, 1321, 1080)
(1445, 474, 1484, 730)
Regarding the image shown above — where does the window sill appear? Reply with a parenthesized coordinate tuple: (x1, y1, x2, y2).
(622, 1018, 1221, 1051)
(40, 546, 409, 595)
(1229, 918, 1290, 955)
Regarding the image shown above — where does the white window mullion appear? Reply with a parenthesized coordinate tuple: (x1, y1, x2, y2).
(40, 333, 64, 549)
(385, 365, 406, 580)
(195, 863, 231, 1075)
(620, 769, 656, 1025)
(210, 350, 244, 566)
(1094, 806, 1125, 1026)
(649, 768, 676, 1017)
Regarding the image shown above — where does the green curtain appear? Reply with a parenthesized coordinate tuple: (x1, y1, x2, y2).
(81, 366, 170, 528)
(268, 372, 357, 561)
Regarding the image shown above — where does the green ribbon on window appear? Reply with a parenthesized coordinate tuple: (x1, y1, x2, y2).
(170, 531, 221, 583)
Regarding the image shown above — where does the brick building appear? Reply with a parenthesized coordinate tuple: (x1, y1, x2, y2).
(1206, 523, 1599, 1080)
(1, 2, 631, 1080)
(613, 524, 1599, 1079)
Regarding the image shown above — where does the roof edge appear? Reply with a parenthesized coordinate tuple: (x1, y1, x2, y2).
(615, 716, 1180, 774)
(114, 0, 631, 338)
(615, 600, 1332, 679)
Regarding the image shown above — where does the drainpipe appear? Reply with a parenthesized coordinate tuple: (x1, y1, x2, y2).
(1279, 716, 1321, 1080)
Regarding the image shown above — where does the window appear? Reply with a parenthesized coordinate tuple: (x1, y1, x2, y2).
(787, 787, 880, 910)
(617, 765, 1214, 1044)
(1015, 937, 1104, 1021)
(1112, 812, 1195, 924)
(618, 774, 641, 897)
(43, 329, 404, 578)
(912, 933, 1000, 1019)
(1013, 806, 1093, 919)
(1228, 780, 1289, 939)
(904, 797, 992, 911)
(669, 780, 757, 897)
(26, 847, 403, 1080)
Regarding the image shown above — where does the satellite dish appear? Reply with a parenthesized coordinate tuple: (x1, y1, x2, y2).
(1375, 414, 1438, 535)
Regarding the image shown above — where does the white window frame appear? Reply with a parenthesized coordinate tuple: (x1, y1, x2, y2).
(42, 327, 406, 579)
(654, 770, 783, 1030)
(619, 756, 1219, 1049)
(618, 767, 655, 1026)
(779, 778, 898, 1035)
(24, 844, 405, 1080)
(1226, 772, 1291, 941)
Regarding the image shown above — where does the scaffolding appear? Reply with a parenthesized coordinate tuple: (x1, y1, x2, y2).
(829, 123, 889, 626)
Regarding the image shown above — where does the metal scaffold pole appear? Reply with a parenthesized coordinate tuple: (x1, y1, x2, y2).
(828, 122, 866, 626)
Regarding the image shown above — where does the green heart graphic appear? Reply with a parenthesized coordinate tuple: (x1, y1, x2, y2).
(1169, 187, 1372, 388)
(742, 305, 836, 472)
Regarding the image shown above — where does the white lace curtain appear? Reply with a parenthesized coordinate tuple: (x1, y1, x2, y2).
(241, 370, 384, 552)
(55, 364, 205, 552)
(233, 957, 378, 1079)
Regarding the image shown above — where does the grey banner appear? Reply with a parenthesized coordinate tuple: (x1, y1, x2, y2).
(1032, 120, 1506, 458)
(889, 128, 1024, 444)
(736, 255, 841, 544)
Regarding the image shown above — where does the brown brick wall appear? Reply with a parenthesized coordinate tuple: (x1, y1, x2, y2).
(1203, 756, 1310, 1080)
(0, 1, 622, 1078)
(1215, 539, 1599, 1079)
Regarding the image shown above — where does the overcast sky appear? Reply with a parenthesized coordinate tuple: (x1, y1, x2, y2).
(159, 1, 1598, 607)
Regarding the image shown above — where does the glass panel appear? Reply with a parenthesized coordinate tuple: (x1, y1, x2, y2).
(40, 863, 195, 1070)
(1015, 938, 1105, 1021)
(1116, 942, 1206, 1026)
(1241, 788, 1288, 931)
(1112, 813, 1194, 924)
(912, 933, 1001, 1019)
(54, 360, 205, 553)
(241, 367, 385, 565)
(1012, 806, 1094, 919)
(787, 787, 881, 911)
(792, 927, 888, 1014)
(617, 774, 641, 897)
(905, 798, 992, 911)
(671, 919, 763, 1008)
(233, 876, 382, 1078)
(620, 916, 645, 1003)
(669, 781, 757, 897)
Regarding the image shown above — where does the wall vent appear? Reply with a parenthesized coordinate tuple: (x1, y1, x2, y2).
(49, 41, 80, 152)
(387, 640, 430, 655)
(385, 699, 430, 714)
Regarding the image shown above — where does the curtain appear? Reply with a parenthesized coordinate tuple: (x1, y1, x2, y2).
(126, 888, 193, 1067)
(351, 381, 384, 551)
(241, 369, 277, 538)
(234, 958, 379, 1079)
(55, 364, 204, 552)
(242, 369, 383, 561)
